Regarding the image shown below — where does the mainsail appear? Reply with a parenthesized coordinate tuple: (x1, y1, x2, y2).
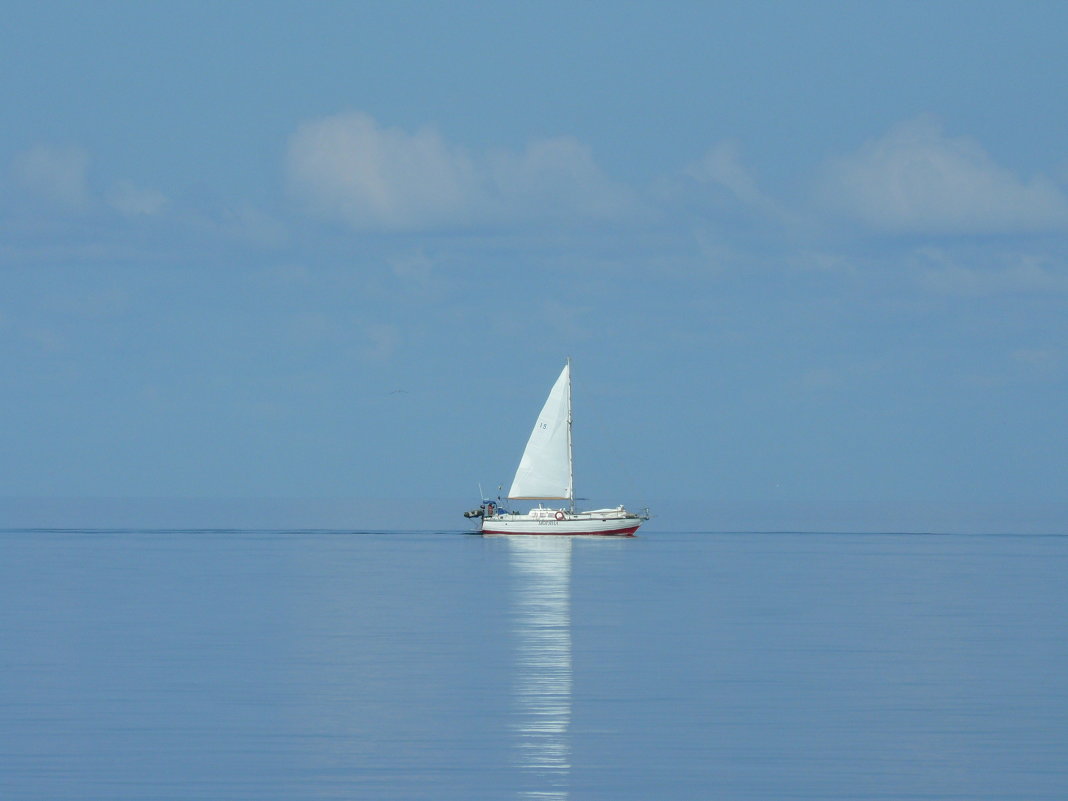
(507, 362, 573, 500)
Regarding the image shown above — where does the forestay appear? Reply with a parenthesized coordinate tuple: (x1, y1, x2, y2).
(508, 362, 573, 500)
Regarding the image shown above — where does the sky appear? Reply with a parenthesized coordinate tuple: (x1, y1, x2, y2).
(2, 1, 1067, 532)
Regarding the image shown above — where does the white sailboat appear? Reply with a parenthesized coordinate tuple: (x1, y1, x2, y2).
(465, 359, 649, 536)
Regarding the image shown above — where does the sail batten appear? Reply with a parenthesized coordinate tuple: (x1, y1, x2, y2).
(507, 362, 573, 501)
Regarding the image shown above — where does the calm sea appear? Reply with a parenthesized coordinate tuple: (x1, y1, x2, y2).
(2, 529, 1066, 800)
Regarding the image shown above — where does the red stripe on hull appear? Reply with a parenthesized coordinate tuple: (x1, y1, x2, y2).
(482, 525, 639, 537)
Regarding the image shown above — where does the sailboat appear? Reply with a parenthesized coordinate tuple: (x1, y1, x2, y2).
(465, 359, 649, 536)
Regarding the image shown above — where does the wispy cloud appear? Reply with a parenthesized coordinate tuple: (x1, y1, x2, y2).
(106, 181, 167, 217)
(11, 144, 170, 223)
(12, 145, 91, 210)
(686, 140, 774, 212)
(485, 136, 635, 222)
(390, 250, 433, 283)
(389, 250, 441, 296)
(1013, 347, 1061, 374)
(361, 322, 400, 361)
(913, 247, 1068, 295)
(218, 205, 287, 248)
(817, 116, 1068, 235)
(286, 112, 635, 230)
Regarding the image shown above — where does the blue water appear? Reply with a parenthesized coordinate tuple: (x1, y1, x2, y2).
(2, 529, 1066, 800)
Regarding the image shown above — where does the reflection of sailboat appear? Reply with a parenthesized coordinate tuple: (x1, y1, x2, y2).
(466, 360, 649, 536)
(509, 536, 572, 800)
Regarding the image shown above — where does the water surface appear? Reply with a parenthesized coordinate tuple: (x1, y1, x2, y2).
(2, 529, 1066, 799)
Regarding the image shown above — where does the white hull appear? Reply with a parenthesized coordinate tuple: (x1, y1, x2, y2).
(480, 507, 645, 537)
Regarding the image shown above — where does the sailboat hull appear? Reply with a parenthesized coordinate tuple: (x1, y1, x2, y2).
(480, 512, 643, 537)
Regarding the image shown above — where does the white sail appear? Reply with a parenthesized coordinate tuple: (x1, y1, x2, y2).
(508, 362, 573, 500)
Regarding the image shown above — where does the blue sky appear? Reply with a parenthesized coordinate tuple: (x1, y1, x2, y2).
(2, 2, 1066, 532)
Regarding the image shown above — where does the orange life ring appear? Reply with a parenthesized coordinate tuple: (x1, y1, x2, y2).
(554, 511, 565, 521)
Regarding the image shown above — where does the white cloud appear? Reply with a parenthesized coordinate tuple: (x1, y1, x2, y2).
(287, 112, 478, 229)
(287, 111, 634, 230)
(12, 145, 91, 209)
(818, 116, 1068, 234)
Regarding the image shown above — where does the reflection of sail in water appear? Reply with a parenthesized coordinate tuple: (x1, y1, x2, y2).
(509, 535, 572, 801)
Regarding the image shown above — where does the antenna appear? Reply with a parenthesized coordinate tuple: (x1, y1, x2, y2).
(567, 356, 574, 514)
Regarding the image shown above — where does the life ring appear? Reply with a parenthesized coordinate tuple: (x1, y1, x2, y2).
(554, 511, 565, 521)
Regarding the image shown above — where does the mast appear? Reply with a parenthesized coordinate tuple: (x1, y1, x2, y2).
(567, 357, 574, 513)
